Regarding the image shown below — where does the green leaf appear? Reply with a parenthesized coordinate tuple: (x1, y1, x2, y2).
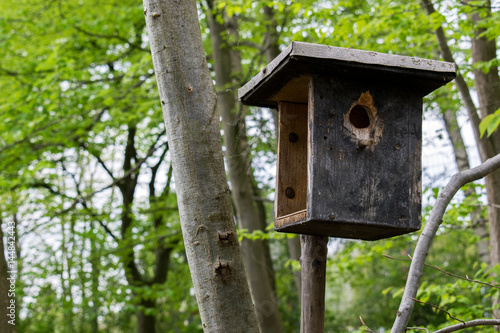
(479, 108, 500, 137)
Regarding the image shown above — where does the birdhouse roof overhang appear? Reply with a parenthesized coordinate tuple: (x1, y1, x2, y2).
(238, 42, 457, 108)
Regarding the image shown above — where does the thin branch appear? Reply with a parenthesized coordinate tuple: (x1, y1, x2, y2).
(383, 254, 500, 289)
(433, 319, 500, 333)
(53, 135, 164, 216)
(93, 154, 116, 180)
(391, 153, 500, 332)
(411, 298, 465, 324)
(359, 316, 375, 332)
(230, 40, 264, 51)
(408, 328, 429, 332)
(80, 201, 119, 241)
(0, 119, 62, 154)
(458, 0, 500, 9)
(149, 141, 169, 197)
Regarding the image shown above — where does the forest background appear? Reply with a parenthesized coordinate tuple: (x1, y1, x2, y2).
(1, 0, 500, 332)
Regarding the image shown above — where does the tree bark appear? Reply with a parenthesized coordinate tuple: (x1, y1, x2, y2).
(442, 108, 490, 264)
(300, 235, 328, 333)
(206, 6, 284, 332)
(143, 0, 260, 332)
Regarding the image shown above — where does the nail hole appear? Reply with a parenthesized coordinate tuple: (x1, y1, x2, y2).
(289, 133, 298, 142)
(285, 187, 295, 199)
(349, 104, 370, 129)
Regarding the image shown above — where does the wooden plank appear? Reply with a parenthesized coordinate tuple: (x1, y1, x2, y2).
(275, 209, 307, 228)
(270, 75, 310, 104)
(276, 102, 308, 221)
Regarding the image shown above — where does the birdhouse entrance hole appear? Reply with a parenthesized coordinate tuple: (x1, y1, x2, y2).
(349, 104, 370, 128)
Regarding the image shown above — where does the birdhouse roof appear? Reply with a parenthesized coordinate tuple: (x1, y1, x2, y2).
(238, 42, 457, 108)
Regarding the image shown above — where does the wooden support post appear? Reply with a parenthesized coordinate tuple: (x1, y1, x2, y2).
(300, 235, 328, 333)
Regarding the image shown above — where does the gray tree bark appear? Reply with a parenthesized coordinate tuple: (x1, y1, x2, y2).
(206, 5, 284, 332)
(142, 1, 260, 332)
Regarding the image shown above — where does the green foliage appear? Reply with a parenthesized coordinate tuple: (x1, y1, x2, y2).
(480, 108, 500, 137)
(2, 0, 499, 332)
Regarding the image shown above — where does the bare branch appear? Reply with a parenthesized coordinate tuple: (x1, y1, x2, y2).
(92, 154, 116, 180)
(411, 298, 464, 324)
(383, 254, 500, 289)
(53, 136, 164, 216)
(359, 316, 375, 332)
(80, 201, 119, 241)
(391, 153, 500, 332)
(433, 319, 500, 333)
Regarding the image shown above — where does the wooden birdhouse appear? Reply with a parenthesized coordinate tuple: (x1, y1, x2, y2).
(238, 42, 456, 240)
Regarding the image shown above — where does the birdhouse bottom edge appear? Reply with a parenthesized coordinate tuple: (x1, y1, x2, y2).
(274, 216, 420, 241)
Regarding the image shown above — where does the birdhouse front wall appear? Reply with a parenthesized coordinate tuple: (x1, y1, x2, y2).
(275, 74, 422, 240)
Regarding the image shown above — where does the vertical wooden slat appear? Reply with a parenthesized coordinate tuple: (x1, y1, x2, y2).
(276, 102, 308, 219)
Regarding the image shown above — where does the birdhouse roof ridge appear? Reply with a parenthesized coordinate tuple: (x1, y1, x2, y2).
(288, 41, 457, 73)
(238, 41, 457, 107)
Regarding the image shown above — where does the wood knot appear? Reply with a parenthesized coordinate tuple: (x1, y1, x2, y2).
(151, 12, 160, 18)
(214, 256, 232, 283)
(217, 231, 234, 243)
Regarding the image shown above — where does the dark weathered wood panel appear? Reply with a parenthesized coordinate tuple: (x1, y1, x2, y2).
(276, 102, 308, 218)
(306, 74, 422, 238)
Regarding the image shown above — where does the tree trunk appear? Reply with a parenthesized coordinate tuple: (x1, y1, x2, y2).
(90, 222, 100, 333)
(263, 5, 302, 297)
(206, 7, 284, 332)
(467, 0, 500, 270)
(137, 299, 156, 333)
(422, 0, 500, 322)
(0, 219, 17, 333)
(442, 108, 490, 264)
(287, 234, 302, 297)
(142, 0, 260, 331)
(467, 0, 500, 320)
(300, 235, 328, 333)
